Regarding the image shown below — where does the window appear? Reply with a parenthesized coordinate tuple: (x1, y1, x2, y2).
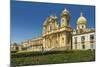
(90, 34, 94, 40)
(62, 37, 64, 43)
(61, 18, 65, 27)
(81, 36, 85, 41)
(82, 25, 84, 28)
(50, 25, 52, 31)
(90, 34, 94, 43)
(91, 44, 94, 49)
(82, 44, 85, 49)
(81, 36, 85, 43)
(74, 37, 77, 44)
(61, 18, 64, 22)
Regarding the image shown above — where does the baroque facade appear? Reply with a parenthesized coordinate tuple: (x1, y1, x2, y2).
(11, 8, 95, 52)
(42, 8, 72, 51)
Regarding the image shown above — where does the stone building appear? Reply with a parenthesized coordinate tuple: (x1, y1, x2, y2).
(72, 13, 95, 50)
(10, 42, 22, 52)
(20, 8, 72, 51)
(42, 8, 72, 51)
(11, 8, 95, 52)
(21, 37, 43, 51)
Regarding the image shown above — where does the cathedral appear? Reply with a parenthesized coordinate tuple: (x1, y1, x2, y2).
(11, 8, 95, 52)
(42, 8, 72, 51)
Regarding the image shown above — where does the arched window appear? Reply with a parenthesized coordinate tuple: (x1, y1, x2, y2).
(50, 25, 52, 31)
(82, 25, 84, 28)
(61, 18, 64, 22)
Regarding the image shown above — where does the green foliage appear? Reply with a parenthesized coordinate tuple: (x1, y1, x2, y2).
(11, 50, 95, 66)
(11, 51, 18, 53)
(11, 51, 73, 58)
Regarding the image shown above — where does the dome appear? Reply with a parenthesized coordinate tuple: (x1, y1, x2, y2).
(77, 12, 87, 24)
(50, 14, 57, 19)
(43, 15, 58, 26)
(63, 8, 69, 13)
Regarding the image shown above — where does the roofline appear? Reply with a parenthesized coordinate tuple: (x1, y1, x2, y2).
(72, 31, 95, 36)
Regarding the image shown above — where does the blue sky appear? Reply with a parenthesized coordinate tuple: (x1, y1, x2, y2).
(11, 1, 95, 43)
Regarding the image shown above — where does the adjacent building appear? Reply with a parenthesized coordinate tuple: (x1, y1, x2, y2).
(10, 42, 22, 52)
(72, 12, 95, 50)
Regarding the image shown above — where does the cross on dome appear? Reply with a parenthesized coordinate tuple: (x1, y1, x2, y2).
(80, 12, 83, 17)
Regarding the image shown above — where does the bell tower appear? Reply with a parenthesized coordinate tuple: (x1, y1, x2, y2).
(59, 8, 72, 50)
(61, 8, 70, 27)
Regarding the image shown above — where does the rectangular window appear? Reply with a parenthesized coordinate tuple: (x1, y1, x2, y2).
(82, 44, 85, 49)
(81, 36, 85, 41)
(81, 36, 85, 43)
(90, 34, 94, 40)
(90, 34, 94, 43)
